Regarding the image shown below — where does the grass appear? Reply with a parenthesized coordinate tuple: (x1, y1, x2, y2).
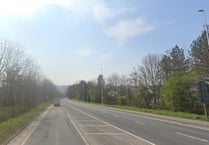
(73, 99, 209, 122)
(0, 102, 51, 144)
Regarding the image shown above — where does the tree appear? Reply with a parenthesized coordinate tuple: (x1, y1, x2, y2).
(135, 84, 150, 108)
(129, 68, 139, 88)
(138, 54, 163, 106)
(161, 45, 188, 81)
(0, 39, 59, 122)
(190, 31, 209, 77)
(161, 71, 197, 112)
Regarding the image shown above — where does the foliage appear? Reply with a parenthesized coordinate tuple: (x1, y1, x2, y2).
(0, 40, 59, 122)
(138, 54, 163, 106)
(190, 30, 209, 77)
(117, 96, 128, 106)
(0, 103, 50, 144)
(135, 84, 149, 107)
(66, 30, 209, 115)
(161, 45, 189, 81)
(161, 71, 198, 112)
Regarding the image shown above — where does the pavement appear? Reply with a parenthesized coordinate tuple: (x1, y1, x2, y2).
(6, 99, 209, 145)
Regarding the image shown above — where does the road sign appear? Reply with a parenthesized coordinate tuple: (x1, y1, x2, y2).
(198, 81, 209, 103)
(197, 81, 209, 118)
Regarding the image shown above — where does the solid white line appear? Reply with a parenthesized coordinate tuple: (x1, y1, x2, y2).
(135, 121, 145, 125)
(67, 114, 89, 145)
(68, 100, 209, 131)
(69, 105, 156, 145)
(21, 110, 49, 145)
(176, 132, 209, 142)
(20, 121, 40, 145)
(85, 133, 126, 135)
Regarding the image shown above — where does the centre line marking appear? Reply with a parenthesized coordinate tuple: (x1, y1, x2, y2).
(75, 119, 98, 121)
(176, 132, 209, 142)
(135, 121, 145, 125)
(68, 105, 156, 145)
(79, 125, 108, 127)
(85, 133, 126, 135)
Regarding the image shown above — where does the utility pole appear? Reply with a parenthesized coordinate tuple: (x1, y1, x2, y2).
(198, 9, 209, 50)
(101, 68, 104, 104)
(198, 9, 209, 119)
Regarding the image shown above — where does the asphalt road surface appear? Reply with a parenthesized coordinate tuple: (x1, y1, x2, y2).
(7, 99, 209, 145)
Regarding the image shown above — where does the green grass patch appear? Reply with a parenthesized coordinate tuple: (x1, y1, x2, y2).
(0, 103, 51, 144)
(73, 99, 209, 122)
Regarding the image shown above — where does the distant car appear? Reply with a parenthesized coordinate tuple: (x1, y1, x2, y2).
(54, 97, 61, 107)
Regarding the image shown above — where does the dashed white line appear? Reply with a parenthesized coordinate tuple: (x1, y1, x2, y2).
(85, 133, 126, 135)
(79, 125, 108, 127)
(76, 119, 97, 121)
(176, 132, 209, 143)
(68, 105, 156, 145)
(135, 121, 145, 125)
(113, 114, 119, 118)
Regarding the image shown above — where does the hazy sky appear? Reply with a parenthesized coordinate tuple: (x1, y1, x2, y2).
(0, 0, 208, 85)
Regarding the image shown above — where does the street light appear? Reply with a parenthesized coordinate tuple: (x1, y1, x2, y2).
(198, 9, 209, 50)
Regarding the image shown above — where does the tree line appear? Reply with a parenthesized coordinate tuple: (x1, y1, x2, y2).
(0, 40, 60, 122)
(66, 29, 209, 114)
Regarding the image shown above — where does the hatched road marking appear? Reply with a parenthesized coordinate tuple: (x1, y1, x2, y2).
(68, 104, 156, 145)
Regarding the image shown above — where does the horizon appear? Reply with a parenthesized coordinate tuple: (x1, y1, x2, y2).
(0, 0, 208, 85)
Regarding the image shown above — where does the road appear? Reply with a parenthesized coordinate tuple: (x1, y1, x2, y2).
(7, 99, 209, 145)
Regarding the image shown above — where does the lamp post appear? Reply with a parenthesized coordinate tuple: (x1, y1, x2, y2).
(198, 9, 209, 50)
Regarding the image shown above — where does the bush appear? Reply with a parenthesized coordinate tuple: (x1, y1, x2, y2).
(117, 96, 128, 106)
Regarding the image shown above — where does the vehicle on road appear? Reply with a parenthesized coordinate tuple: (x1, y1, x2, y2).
(54, 97, 61, 107)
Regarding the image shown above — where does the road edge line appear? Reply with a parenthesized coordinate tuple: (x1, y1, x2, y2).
(69, 104, 156, 145)
(20, 107, 50, 145)
(69, 100, 209, 131)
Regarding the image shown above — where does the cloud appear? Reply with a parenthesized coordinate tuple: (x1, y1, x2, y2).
(0, 0, 50, 16)
(106, 18, 153, 46)
(93, 2, 130, 23)
(0, 0, 95, 17)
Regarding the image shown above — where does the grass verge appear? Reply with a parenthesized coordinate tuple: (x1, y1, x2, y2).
(73, 99, 209, 122)
(0, 103, 51, 144)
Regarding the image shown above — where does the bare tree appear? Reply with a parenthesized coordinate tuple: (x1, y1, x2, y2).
(138, 54, 163, 106)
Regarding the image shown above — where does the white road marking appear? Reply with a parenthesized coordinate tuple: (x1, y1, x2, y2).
(176, 132, 209, 143)
(135, 121, 145, 125)
(20, 110, 49, 145)
(76, 119, 97, 121)
(169, 125, 209, 136)
(85, 133, 126, 135)
(113, 114, 119, 118)
(79, 125, 108, 127)
(74, 117, 91, 119)
(20, 121, 40, 145)
(69, 100, 209, 131)
(67, 114, 90, 145)
(68, 105, 156, 145)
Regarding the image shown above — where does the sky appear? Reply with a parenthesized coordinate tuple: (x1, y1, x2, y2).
(0, 0, 208, 85)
